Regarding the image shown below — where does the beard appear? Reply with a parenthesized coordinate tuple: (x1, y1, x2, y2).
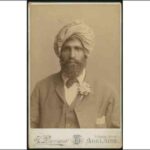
(60, 57, 87, 79)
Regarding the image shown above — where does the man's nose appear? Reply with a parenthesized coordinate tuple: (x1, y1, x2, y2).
(70, 49, 76, 58)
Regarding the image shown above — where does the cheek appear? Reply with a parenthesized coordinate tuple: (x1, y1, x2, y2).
(76, 52, 85, 59)
(60, 51, 70, 60)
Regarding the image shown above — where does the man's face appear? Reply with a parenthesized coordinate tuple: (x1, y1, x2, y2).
(60, 37, 87, 78)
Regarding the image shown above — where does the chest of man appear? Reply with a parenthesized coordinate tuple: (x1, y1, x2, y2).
(39, 81, 107, 128)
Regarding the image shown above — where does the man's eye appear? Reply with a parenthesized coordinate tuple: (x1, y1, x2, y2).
(74, 46, 82, 51)
(62, 47, 70, 52)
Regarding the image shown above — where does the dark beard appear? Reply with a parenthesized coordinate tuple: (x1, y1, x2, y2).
(60, 57, 86, 79)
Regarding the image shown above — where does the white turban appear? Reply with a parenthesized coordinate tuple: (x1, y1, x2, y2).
(54, 21, 95, 57)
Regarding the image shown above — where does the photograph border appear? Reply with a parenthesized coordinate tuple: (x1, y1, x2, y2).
(27, 0, 123, 149)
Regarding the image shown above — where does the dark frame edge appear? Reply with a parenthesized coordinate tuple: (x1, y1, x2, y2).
(27, 0, 122, 2)
(27, 0, 123, 149)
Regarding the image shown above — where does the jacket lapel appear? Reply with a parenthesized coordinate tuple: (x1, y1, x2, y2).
(74, 71, 98, 128)
(75, 94, 98, 128)
(75, 70, 93, 106)
(55, 73, 66, 104)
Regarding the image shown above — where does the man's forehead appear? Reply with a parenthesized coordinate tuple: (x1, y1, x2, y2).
(63, 37, 83, 47)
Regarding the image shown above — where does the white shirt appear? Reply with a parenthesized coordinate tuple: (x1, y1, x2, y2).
(62, 70, 86, 105)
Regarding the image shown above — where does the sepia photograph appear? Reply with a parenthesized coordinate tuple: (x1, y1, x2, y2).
(28, 2, 122, 148)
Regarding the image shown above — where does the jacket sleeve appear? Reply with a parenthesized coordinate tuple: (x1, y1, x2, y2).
(106, 88, 121, 128)
(30, 83, 40, 128)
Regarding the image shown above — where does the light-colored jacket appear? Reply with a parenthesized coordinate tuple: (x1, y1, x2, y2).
(30, 72, 120, 128)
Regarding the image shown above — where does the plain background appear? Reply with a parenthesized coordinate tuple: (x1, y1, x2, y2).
(0, 1, 150, 149)
(29, 3, 121, 94)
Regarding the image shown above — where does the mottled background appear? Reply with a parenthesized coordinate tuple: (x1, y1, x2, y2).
(29, 3, 121, 94)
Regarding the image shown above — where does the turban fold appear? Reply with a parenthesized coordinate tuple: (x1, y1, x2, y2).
(54, 21, 95, 57)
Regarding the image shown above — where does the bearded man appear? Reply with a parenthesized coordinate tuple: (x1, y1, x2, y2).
(30, 21, 120, 128)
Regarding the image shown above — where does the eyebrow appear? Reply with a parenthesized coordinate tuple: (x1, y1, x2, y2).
(63, 45, 83, 48)
(74, 46, 83, 49)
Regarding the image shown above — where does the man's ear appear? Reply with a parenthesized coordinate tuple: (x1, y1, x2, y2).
(84, 50, 88, 59)
(59, 50, 62, 58)
(84, 54, 87, 59)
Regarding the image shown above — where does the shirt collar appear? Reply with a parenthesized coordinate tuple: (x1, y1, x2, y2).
(61, 69, 86, 85)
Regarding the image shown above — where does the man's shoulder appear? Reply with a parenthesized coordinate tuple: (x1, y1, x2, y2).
(93, 78, 113, 91)
(35, 72, 60, 88)
(86, 72, 111, 89)
(87, 73, 117, 96)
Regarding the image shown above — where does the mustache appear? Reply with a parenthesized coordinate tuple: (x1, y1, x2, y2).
(60, 58, 80, 65)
